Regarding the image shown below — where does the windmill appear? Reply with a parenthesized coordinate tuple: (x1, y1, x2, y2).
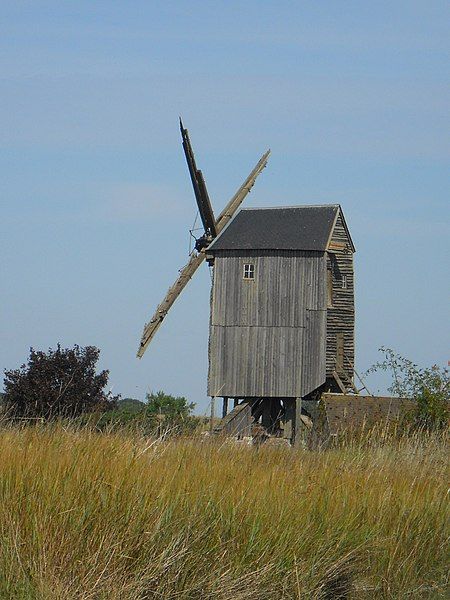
(135, 125, 422, 445)
(136, 120, 270, 358)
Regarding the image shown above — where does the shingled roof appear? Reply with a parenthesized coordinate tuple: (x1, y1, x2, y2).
(208, 205, 353, 252)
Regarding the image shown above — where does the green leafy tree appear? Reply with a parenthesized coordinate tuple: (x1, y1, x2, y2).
(117, 398, 145, 414)
(366, 347, 449, 430)
(146, 390, 195, 419)
(3, 345, 118, 420)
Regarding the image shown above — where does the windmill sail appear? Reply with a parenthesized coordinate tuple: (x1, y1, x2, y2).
(180, 119, 217, 239)
(137, 148, 270, 358)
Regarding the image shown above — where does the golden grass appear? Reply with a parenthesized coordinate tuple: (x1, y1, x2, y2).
(0, 426, 448, 599)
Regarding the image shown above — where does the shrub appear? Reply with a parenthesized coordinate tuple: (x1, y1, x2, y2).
(145, 390, 195, 418)
(145, 390, 199, 435)
(3, 345, 118, 421)
(118, 397, 146, 413)
(78, 403, 157, 434)
(76, 393, 204, 437)
(366, 347, 449, 430)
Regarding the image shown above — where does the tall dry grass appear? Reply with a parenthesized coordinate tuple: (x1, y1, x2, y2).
(0, 425, 447, 599)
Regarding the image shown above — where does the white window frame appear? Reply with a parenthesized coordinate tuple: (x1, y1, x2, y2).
(243, 263, 255, 280)
(342, 274, 348, 290)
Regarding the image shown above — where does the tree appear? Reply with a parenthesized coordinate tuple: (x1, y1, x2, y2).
(145, 390, 195, 419)
(3, 345, 118, 420)
(117, 398, 146, 414)
(145, 391, 200, 436)
(365, 347, 449, 430)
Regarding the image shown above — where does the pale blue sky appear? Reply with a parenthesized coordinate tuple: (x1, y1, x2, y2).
(1, 1, 449, 411)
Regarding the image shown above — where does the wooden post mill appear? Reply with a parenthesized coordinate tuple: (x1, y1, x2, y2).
(137, 121, 359, 444)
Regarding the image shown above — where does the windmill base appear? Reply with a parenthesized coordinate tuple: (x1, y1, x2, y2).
(213, 396, 317, 446)
(212, 389, 422, 446)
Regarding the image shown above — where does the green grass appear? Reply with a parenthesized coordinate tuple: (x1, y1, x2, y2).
(0, 426, 447, 599)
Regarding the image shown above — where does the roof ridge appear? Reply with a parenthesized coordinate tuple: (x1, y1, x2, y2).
(241, 204, 340, 211)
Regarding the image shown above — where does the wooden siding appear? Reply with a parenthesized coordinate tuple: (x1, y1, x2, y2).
(326, 212, 355, 381)
(302, 308, 327, 394)
(208, 250, 327, 398)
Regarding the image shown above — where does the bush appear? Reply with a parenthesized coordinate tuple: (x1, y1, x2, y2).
(145, 390, 200, 435)
(145, 390, 195, 418)
(3, 345, 118, 421)
(79, 403, 157, 434)
(366, 347, 449, 430)
(118, 397, 146, 413)
(76, 393, 204, 437)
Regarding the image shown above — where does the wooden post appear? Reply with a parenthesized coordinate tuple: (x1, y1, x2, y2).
(233, 398, 239, 408)
(222, 397, 228, 418)
(261, 399, 272, 432)
(293, 397, 302, 447)
(270, 399, 282, 433)
(283, 398, 295, 440)
(209, 397, 215, 433)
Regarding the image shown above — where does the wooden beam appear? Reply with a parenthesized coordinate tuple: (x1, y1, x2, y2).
(282, 398, 294, 440)
(332, 370, 348, 394)
(270, 399, 282, 433)
(222, 397, 228, 419)
(209, 397, 215, 433)
(251, 398, 265, 422)
(299, 413, 313, 430)
(261, 399, 272, 432)
(328, 241, 347, 251)
(293, 397, 303, 447)
(137, 252, 204, 357)
(213, 150, 270, 233)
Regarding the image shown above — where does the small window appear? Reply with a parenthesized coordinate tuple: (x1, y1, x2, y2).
(342, 274, 348, 290)
(243, 263, 255, 280)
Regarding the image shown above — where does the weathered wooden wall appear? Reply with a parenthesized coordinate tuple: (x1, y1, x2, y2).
(208, 250, 327, 398)
(326, 212, 355, 382)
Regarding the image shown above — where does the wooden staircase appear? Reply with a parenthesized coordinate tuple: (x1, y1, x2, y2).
(213, 401, 253, 437)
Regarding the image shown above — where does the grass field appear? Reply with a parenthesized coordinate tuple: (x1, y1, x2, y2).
(0, 425, 447, 599)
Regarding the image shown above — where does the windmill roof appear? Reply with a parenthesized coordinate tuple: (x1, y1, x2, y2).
(208, 205, 354, 252)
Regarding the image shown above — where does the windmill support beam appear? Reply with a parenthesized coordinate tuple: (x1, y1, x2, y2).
(293, 397, 303, 447)
(222, 397, 228, 418)
(281, 397, 303, 445)
(261, 399, 272, 431)
(282, 398, 294, 441)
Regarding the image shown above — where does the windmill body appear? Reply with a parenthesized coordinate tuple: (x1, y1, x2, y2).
(138, 123, 356, 444)
(205, 206, 355, 442)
